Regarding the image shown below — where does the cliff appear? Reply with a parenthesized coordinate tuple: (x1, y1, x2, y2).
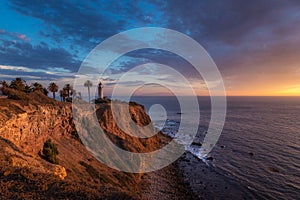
(0, 91, 169, 199)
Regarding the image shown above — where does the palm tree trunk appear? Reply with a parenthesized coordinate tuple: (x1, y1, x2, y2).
(53, 92, 55, 99)
(88, 87, 90, 103)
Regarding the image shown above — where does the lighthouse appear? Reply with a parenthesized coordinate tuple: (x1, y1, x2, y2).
(98, 82, 104, 99)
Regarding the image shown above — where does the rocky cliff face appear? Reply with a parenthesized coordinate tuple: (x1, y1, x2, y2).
(0, 100, 75, 155)
(0, 95, 167, 199)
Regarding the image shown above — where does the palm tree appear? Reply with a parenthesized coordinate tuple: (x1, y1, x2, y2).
(24, 85, 32, 93)
(64, 84, 72, 98)
(59, 89, 68, 102)
(48, 82, 58, 99)
(59, 90, 63, 102)
(43, 87, 49, 96)
(32, 82, 44, 92)
(0, 80, 8, 95)
(84, 80, 93, 103)
(9, 77, 26, 91)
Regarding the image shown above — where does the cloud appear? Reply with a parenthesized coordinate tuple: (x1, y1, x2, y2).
(15, 33, 30, 42)
(3, 0, 169, 80)
(163, 0, 299, 42)
(0, 29, 30, 42)
(0, 64, 75, 82)
(2, 0, 300, 95)
(8, 0, 167, 52)
(0, 38, 81, 72)
(161, 0, 300, 71)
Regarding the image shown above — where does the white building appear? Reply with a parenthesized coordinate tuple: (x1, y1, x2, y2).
(98, 82, 104, 99)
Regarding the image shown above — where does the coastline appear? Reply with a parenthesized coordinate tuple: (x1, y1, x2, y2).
(177, 152, 263, 200)
(140, 149, 260, 200)
(141, 157, 199, 200)
(0, 96, 268, 199)
(140, 150, 261, 200)
(143, 122, 261, 199)
(138, 131, 199, 199)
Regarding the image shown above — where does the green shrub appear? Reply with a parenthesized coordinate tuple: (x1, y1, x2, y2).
(42, 139, 59, 164)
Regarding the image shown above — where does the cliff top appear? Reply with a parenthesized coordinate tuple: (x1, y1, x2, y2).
(0, 93, 174, 199)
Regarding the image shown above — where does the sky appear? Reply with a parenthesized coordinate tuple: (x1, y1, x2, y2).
(0, 0, 300, 96)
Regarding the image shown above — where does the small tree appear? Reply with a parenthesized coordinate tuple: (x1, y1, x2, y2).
(0, 80, 8, 95)
(42, 139, 59, 164)
(48, 82, 59, 99)
(32, 82, 44, 92)
(84, 80, 93, 103)
(64, 84, 72, 98)
(24, 85, 32, 93)
(43, 87, 49, 96)
(9, 77, 26, 91)
(59, 89, 67, 102)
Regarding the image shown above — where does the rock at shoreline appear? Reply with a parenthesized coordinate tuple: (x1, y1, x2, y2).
(268, 167, 280, 173)
(206, 156, 214, 161)
(191, 141, 202, 147)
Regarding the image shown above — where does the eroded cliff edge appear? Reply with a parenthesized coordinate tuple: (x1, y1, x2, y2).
(0, 93, 171, 199)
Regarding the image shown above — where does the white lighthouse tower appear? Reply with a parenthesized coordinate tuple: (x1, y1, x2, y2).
(98, 82, 104, 99)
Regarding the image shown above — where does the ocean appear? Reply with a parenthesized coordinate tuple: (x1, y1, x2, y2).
(131, 96, 300, 200)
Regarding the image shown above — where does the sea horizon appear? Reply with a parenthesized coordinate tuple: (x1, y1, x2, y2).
(1, 0, 299, 199)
